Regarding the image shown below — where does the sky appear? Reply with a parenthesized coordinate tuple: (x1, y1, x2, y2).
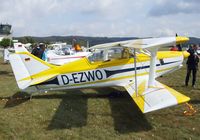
(0, 0, 200, 37)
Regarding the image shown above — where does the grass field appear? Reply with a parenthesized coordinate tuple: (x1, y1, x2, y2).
(0, 57, 200, 140)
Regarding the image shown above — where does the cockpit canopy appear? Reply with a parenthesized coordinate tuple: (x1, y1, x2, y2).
(88, 47, 150, 63)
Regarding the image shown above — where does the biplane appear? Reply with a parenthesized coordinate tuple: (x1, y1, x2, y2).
(9, 36, 190, 113)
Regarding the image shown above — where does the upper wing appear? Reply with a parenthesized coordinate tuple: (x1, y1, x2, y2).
(123, 80, 190, 113)
(89, 36, 189, 50)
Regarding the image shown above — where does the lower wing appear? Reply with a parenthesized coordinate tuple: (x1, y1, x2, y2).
(123, 80, 190, 113)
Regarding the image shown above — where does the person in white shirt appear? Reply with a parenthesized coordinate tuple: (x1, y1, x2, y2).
(3, 46, 9, 63)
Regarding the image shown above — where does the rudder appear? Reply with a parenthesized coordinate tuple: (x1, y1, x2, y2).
(9, 52, 55, 89)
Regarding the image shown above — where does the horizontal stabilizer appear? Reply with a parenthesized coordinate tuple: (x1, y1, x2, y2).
(124, 80, 190, 113)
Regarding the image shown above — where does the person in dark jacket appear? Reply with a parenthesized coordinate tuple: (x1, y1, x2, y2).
(31, 44, 45, 59)
(31, 44, 41, 58)
(185, 44, 199, 87)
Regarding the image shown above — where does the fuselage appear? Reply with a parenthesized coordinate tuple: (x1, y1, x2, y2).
(31, 51, 184, 92)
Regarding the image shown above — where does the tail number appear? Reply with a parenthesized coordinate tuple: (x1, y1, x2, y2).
(59, 70, 104, 85)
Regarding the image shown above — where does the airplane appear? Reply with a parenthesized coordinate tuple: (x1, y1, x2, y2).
(9, 36, 190, 113)
(14, 43, 91, 65)
(46, 49, 91, 65)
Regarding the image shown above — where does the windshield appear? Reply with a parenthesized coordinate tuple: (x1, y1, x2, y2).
(88, 47, 151, 63)
(54, 47, 74, 55)
(88, 47, 132, 62)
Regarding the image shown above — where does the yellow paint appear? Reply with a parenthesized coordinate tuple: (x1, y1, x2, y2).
(18, 49, 183, 87)
(20, 60, 177, 88)
(19, 68, 60, 83)
(36, 65, 177, 87)
(131, 80, 146, 113)
(156, 66, 177, 73)
(56, 51, 183, 75)
(182, 51, 190, 58)
(157, 51, 183, 59)
(163, 84, 190, 104)
(27, 51, 181, 74)
(176, 36, 189, 44)
(16, 52, 56, 68)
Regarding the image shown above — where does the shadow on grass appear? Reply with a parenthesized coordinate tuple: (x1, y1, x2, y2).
(0, 70, 9, 75)
(2, 91, 88, 130)
(3, 92, 30, 108)
(0, 70, 13, 76)
(95, 88, 152, 133)
(35, 88, 152, 132)
(166, 85, 186, 88)
(1, 88, 152, 132)
(32, 90, 113, 130)
(47, 90, 88, 130)
(189, 99, 200, 104)
(0, 62, 9, 65)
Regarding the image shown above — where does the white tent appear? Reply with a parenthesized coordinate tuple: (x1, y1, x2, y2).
(0, 37, 4, 42)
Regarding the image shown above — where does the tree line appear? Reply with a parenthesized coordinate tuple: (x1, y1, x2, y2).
(0, 38, 12, 48)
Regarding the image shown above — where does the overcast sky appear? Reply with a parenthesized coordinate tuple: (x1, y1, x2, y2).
(0, 0, 200, 37)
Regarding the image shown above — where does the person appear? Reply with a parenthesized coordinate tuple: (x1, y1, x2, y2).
(185, 44, 199, 87)
(31, 44, 41, 58)
(122, 48, 130, 59)
(170, 45, 178, 51)
(74, 43, 82, 52)
(175, 33, 182, 51)
(3, 46, 10, 63)
(40, 44, 47, 61)
(31, 43, 46, 60)
(177, 44, 182, 51)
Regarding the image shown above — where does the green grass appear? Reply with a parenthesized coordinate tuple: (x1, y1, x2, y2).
(0, 57, 200, 140)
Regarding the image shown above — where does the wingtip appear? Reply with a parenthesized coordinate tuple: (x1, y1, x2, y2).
(176, 36, 189, 44)
(182, 51, 190, 58)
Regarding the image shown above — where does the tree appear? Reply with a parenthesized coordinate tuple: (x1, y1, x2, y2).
(25, 36, 35, 44)
(0, 38, 12, 48)
(78, 40, 87, 47)
(18, 36, 35, 44)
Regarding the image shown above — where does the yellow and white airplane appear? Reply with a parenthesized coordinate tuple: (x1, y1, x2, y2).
(9, 36, 190, 113)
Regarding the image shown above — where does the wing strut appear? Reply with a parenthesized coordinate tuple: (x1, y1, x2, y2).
(148, 48, 158, 87)
(133, 48, 138, 96)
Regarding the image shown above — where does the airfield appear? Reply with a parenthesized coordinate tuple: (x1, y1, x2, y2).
(0, 55, 200, 139)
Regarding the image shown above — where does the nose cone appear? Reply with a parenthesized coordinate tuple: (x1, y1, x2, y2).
(182, 51, 190, 58)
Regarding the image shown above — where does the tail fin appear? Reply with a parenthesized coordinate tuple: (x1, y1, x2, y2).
(9, 52, 56, 89)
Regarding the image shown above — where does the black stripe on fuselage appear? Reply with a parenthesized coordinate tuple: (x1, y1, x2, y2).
(104, 60, 180, 78)
(36, 77, 59, 86)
